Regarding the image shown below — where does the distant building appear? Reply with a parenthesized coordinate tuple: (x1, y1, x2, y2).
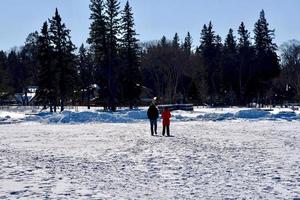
(15, 86, 38, 105)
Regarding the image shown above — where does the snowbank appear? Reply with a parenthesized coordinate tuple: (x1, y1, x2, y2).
(24, 109, 148, 124)
(197, 112, 235, 121)
(271, 111, 298, 120)
(195, 109, 300, 121)
(1, 107, 300, 124)
(235, 109, 269, 119)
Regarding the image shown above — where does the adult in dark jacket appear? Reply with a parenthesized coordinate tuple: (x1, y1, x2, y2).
(147, 103, 159, 135)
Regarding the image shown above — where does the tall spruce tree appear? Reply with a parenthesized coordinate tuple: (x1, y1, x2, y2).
(37, 22, 55, 111)
(253, 10, 280, 104)
(222, 28, 238, 105)
(105, 0, 121, 111)
(88, 0, 108, 67)
(119, 1, 141, 108)
(199, 22, 222, 104)
(237, 22, 254, 104)
(49, 8, 77, 112)
(87, 0, 109, 109)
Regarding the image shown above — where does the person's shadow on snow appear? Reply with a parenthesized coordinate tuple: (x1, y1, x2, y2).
(152, 135, 175, 137)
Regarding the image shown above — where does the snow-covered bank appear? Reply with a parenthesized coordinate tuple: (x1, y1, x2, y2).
(0, 121, 299, 199)
(1, 106, 300, 124)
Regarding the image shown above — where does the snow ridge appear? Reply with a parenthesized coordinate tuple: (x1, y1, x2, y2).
(1, 107, 300, 124)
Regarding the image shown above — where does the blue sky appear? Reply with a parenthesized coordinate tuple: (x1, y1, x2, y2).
(0, 0, 299, 51)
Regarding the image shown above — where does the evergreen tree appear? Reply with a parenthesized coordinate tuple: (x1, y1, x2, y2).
(237, 22, 254, 104)
(238, 22, 251, 48)
(183, 32, 192, 56)
(172, 33, 180, 49)
(0, 51, 12, 103)
(7, 50, 25, 94)
(88, 0, 108, 65)
(87, 0, 109, 109)
(160, 35, 168, 47)
(224, 29, 236, 51)
(222, 28, 238, 105)
(253, 10, 280, 105)
(37, 22, 55, 111)
(105, 0, 121, 111)
(78, 44, 95, 109)
(199, 22, 222, 104)
(119, 1, 141, 108)
(49, 8, 77, 112)
(254, 10, 276, 53)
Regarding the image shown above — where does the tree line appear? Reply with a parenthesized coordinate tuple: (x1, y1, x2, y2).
(0, 1, 299, 111)
(141, 10, 282, 106)
(0, 0, 141, 112)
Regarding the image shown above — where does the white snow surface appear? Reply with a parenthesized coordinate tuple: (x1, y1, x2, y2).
(0, 121, 300, 199)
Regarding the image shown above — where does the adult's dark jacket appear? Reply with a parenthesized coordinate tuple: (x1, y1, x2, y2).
(147, 104, 159, 120)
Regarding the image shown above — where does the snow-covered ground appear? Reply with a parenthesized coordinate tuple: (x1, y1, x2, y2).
(0, 107, 300, 199)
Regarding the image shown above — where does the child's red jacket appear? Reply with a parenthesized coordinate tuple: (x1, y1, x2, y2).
(162, 109, 171, 126)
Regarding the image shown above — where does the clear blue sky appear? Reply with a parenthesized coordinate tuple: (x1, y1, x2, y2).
(0, 0, 299, 51)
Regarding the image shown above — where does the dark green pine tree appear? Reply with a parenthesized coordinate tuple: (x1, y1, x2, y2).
(222, 28, 238, 105)
(237, 22, 255, 104)
(49, 8, 77, 112)
(172, 33, 180, 49)
(119, 1, 141, 109)
(0, 51, 13, 102)
(7, 50, 25, 95)
(88, 0, 108, 67)
(87, 0, 109, 109)
(183, 32, 192, 56)
(105, 0, 121, 111)
(254, 10, 277, 53)
(78, 44, 95, 109)
(37, 22, 56, 111)
(160, 35, 168, 47)
(253, 10, 280, 104)
(199, 22, 222, 104)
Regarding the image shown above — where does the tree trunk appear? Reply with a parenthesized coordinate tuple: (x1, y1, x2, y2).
(54, 102, 57, 112)
(87, 88, 91, 110)
(24, 89, 28, 106)
(60, 96, 65, 112)
(50, 97, 53, 112)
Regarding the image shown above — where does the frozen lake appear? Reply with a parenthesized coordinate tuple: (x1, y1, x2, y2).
(0, 121, 299, 199)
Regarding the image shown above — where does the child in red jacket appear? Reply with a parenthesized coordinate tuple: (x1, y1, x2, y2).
(162, 107, 171, 136)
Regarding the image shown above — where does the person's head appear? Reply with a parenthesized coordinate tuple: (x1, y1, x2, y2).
(151, 97, 157, 105)
(164, 107, 169, 111)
